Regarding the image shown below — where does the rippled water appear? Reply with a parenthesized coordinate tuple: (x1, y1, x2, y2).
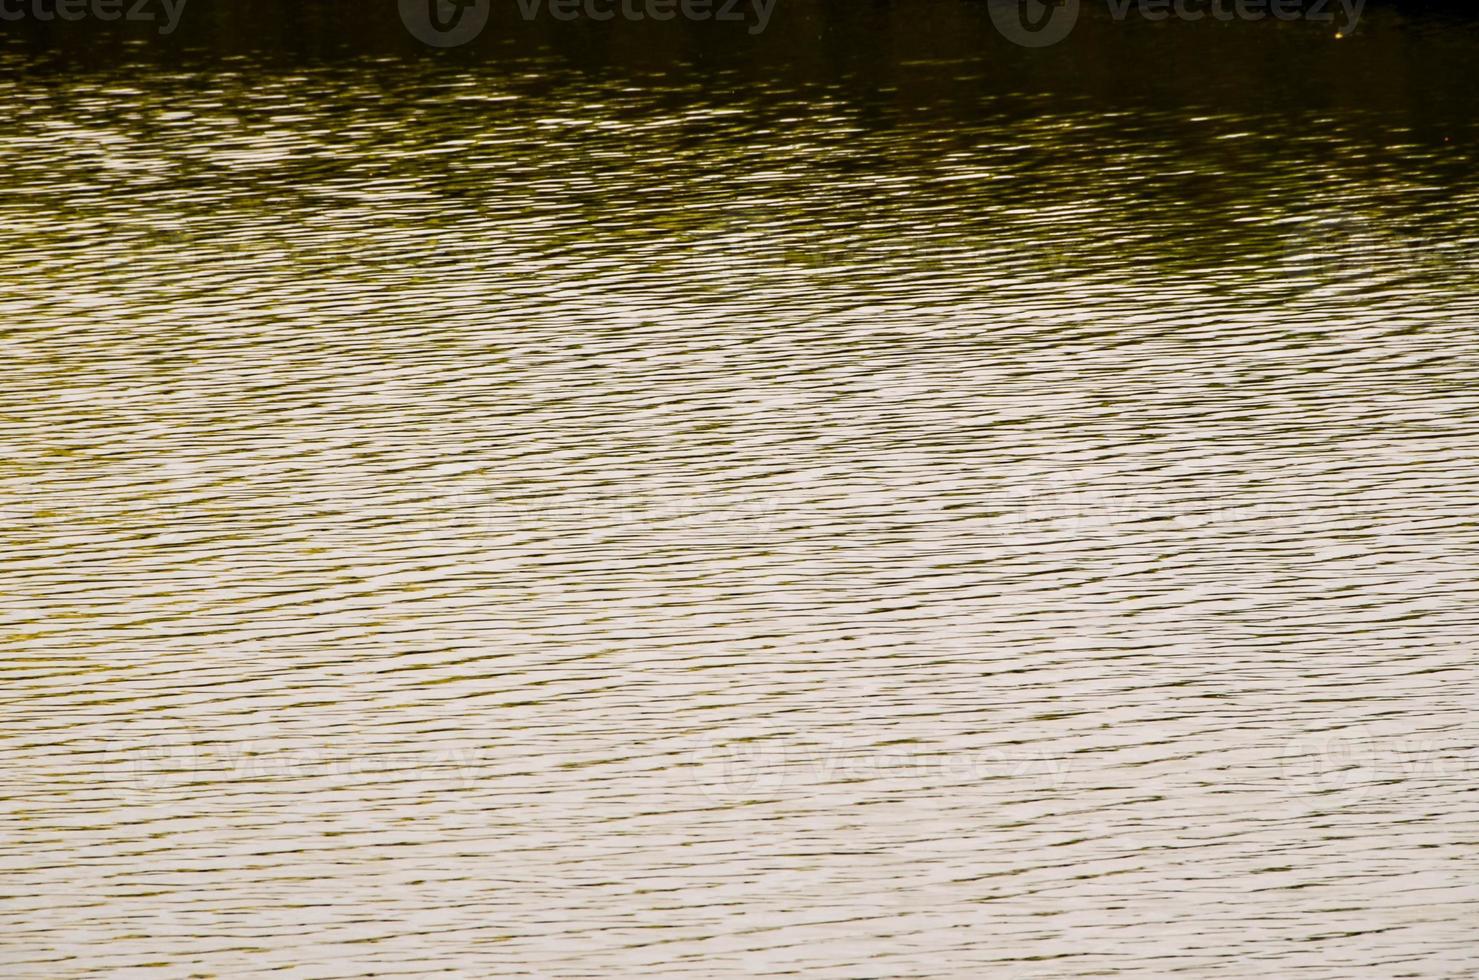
(4, 13, 1479, 976)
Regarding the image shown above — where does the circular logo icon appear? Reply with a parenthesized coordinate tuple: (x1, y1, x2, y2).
(689, 742, 790, 803)
(1276, 731, 1379, 803)
(124, 716, 208, 794)
(400, 0, 491, 48)
(987, 0, 1081, 48)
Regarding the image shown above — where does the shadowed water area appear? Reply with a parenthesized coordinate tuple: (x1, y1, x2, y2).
(3, 2, 1479, 975)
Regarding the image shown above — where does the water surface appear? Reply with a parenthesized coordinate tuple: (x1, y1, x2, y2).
(3, 7, 1479, 976)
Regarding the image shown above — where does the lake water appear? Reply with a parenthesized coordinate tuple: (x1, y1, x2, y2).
(3, 3, 1478, 975)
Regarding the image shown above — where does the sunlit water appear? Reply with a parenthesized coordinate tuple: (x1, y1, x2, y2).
(3, 17, 1479, 977)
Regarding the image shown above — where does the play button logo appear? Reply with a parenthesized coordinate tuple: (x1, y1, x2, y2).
(987, 0, 1080, 47)
(400, 0, 491, 47)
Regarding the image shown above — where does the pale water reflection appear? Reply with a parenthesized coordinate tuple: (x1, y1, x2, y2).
(2, 20, 1479, 978)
